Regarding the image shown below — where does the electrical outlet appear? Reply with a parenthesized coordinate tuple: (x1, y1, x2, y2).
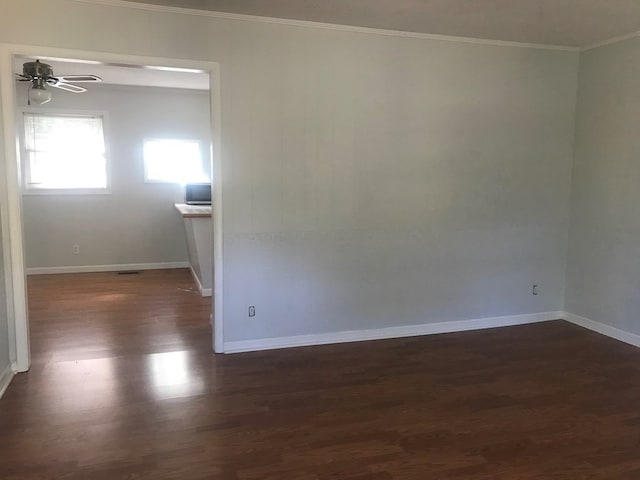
(532, 284, 539, 296)
(72, 244, 80, 255)
(248, 305, 256, 317)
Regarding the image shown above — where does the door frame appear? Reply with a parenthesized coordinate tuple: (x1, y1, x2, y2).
(0, 43, 225, 372)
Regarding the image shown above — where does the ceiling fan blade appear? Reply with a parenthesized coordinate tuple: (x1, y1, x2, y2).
(56, 75, 102, 83)
(15, 73, 31, 81)
(51, 82, 87, 93)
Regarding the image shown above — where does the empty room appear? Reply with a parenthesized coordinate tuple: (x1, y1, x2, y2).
(1, 1, 640, 478)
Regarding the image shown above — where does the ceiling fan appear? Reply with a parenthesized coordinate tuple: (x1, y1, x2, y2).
(16, 59, 102, 105)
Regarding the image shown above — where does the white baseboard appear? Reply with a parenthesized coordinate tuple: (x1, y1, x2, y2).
(0, 364, 14, 399)
(564, 311, 640, 348)
(188, 265, 212, 297)
(26, 261, 189, 275)
(224, 311, 563, 354)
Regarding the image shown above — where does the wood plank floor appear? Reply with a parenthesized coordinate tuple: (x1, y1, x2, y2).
(2, 270, 640, 479)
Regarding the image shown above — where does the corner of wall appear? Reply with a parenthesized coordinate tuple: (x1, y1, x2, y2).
(561, 48, 586, 313)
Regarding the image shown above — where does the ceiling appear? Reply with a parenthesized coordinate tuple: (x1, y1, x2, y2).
(14, 56, 209, 90)
(15, 1, 640, 90)
(132, 0, 640, 48)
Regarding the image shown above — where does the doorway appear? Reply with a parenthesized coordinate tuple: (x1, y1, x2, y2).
(0, 45, 224, 373)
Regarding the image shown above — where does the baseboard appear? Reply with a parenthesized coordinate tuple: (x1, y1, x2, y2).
(0, 364, 14, 399)
(564, 311, 640, 348)
(188, 265, 212, 297)
(224, 311, 563, 354)
(26, 261, 189, 275)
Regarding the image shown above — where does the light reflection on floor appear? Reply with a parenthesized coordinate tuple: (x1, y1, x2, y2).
(43, 357, 118, 414)
(147, 350, 204, 399)
(93, 292, 133, 303)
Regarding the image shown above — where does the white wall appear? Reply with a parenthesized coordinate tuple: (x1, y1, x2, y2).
(0, 0, 579, 345)
(16, 83, 211, 270)
(565, 38, 640, 334)
(0, 239, 10, 393)
(0, 85, 12, 383)
(0, 223, 9, 374)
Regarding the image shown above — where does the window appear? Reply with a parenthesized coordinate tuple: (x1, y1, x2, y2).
(143, 139, 208, 184)
(23, 112, 108, 191)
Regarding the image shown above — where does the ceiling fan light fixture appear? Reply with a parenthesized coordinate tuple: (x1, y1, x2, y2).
(18, 59, 102, 104)
(29, 80, 52, 105)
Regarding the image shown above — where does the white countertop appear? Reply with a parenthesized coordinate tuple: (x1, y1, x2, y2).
(174, 203, 212, 218)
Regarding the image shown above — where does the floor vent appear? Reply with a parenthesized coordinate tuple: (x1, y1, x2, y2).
(117, 270, 141, 275)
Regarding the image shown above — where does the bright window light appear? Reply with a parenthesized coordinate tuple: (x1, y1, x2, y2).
(144, 139, 208, 184)
(23, 113, 108, 190)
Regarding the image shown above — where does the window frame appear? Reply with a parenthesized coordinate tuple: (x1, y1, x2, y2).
(142, 137, 207, 185)
(20, 108, 112, 195)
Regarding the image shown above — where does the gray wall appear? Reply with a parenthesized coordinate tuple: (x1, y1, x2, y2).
(0, 0, 579, 344)
(565, 38, 640, 334)
(223, 39, 578, 341)
(17, 84, 211, 269)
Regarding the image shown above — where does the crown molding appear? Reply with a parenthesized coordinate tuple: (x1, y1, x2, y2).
(581, 30, 640, 52)
(73, 0, 579, 52)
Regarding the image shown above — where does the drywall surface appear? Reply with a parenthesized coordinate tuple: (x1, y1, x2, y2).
(0, 225, 9, 376)
(0, 226, 10, 381)
(16, 83, 211, 269)
(566, 38, 640, 334)
(0, 98, 12, 377)
(0, 0, 579, 343)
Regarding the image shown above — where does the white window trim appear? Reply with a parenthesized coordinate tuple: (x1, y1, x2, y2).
(142, 137, 206, 184)
(20, 107, 112, 195)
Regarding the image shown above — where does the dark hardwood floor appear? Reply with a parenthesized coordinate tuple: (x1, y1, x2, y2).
(2, 270, 640, 479)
